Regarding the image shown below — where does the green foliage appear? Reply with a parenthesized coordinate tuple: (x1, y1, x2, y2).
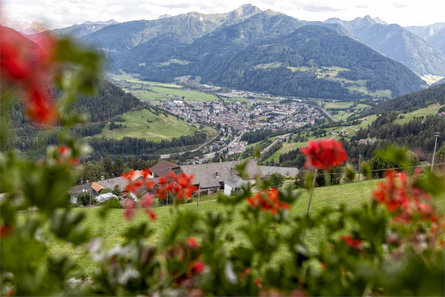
(77, 192, 92, 207)
(268, 173, 284, 188)
(103, 197, 122, 208)
(343, 163, 356, 183)
(360, 161, 372, 180)
(112, 185, 122, 197)
(100, 188, 113, 194)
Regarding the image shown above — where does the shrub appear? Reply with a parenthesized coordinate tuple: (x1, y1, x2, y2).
(100, 188, 113, 194)
(104, 197, 121, 208)
(77, 192, 93, 206)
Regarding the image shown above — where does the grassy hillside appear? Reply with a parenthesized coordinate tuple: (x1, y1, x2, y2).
(393, 104, 442, 124)
(51, 179, 387, 277)
(98, 108, 210, 141)
(109, 73, 218, 104)
(362, 83, 445, 116)
(50, 179, 445, 278)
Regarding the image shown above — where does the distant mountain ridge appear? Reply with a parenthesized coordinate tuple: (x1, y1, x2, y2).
(80, 4, 261, 56)
(326, 16, 445, 76)
(406, 23, 445, 54)
(54, 4, 437, 99)
(51, 20, 118, 38)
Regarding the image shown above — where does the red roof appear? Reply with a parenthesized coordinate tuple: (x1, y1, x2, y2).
(91, 182, 104, 193)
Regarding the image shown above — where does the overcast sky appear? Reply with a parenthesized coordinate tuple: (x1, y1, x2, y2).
(3, 0, 445, 31)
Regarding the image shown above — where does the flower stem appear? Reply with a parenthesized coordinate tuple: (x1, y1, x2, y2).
(303, 169, 317, 241)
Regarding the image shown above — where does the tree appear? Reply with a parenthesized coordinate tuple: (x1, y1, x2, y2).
(102, 157, 114, 177)
(113, 157, 124, 177)
(78, 192, 93, 206)
(112, 185, 122, 197)
(269, 173, 284, 188)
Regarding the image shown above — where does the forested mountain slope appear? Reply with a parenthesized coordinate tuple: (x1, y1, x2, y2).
(362, 83, 445, 116)
(204, 26, 424, 99)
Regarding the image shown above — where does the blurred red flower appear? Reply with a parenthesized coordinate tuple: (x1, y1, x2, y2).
(339, 235, 362, 250)
(156, 172, 197, 201)
(123, 198, 136, 221)
(141, 194, 156, 221)
(0, 27, 58, 125)
(190, 261, 205, 274)
(187, 237, 200, 250)
(300, 139, 347, 170)
(373, 170, 436, 224)
(0, 224, 14, 237)
(247, 188, 289, 215)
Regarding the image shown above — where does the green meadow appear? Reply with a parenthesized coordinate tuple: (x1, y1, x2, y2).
(394, 104, 442, 124)
(108, 73, 218, 104)
(98, 108, 210, 141)
(49, 179, 408, 278)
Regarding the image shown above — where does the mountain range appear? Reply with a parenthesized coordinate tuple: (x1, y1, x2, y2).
(326, 16, 445, 76)
(51, 4, 445, 99)
(406, 23, 445, 54)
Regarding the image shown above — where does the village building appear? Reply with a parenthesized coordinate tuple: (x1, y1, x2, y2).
(149, 160, 181, 177)
(71, 161, 299, 199)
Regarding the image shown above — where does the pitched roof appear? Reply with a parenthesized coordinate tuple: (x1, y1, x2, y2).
(91, 182, 104, 193)
(258, 166, 299, 177)
(150, 160, 180, 177)
(180, 161, 238, 188)
(97, 177, 128, 191)
(180, 160, 299, 189)
(70, 183, 92, 196)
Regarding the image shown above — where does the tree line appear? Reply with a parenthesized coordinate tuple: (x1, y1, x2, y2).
(88, 132, 207, 157)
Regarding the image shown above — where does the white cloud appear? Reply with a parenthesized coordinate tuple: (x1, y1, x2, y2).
(3, 0, 445, 31)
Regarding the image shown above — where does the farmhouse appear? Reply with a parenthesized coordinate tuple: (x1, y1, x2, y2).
(71, 161, 299, 198)
(149, 160, 181, 177)
(181, 160, 299, 195)
(71, 170, 150, 198)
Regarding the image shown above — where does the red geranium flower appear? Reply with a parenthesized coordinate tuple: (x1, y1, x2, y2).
(141, 194, 156, 221)
(123, 198, 136, 221)
(247, 188, 289, 214)
(1, 27, 58, 125)
(156, 173, 197, 201)
(0, 225, 14, 237)
(373, 170, 435, 224)
(300, 139, 347, 170)
(141, 169, 151, 178)
(190, 261, 205, 274)
(339, 235, 362, 250)
(187, 237, 200, 250)
(125, 180, 143, 193)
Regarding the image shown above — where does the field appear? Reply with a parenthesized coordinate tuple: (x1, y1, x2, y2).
(98, 108, 213, 141)
(421, 74, 444, 85)
(108, 73, 219, 104)
(322, 101, 372, 121)
(264, 142, 307, 163)
(50, 179, 387, 277)
(287, 66, 392, 98)
(393, 104, 442, 124)
(320, 114, 378, 139)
